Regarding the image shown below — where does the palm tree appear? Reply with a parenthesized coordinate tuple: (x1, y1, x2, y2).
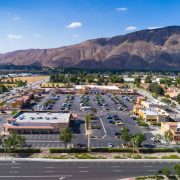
(85, 113, 91, 130)
(59, 128, 74, 149)
(164, 130, 173, 145)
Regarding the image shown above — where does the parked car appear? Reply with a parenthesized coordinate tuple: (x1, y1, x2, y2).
(108, 143, 114, 148)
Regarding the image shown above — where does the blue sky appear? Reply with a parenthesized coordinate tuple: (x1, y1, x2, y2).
(0, 0, 179, 53)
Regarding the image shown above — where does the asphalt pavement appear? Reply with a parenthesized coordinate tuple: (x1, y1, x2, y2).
(0, 159, 179, 180)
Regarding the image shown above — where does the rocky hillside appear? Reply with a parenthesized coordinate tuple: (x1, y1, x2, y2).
(0, 26, 180, 70)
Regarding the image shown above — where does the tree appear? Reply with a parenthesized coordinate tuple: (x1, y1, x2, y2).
(133, 133, 146, 147)
(145, 76, 152, 83)
(134, 76, 141, 87)
(0, 84, 8, 94)
(161, 97, 171, 105)
(149, 83, 164, 96)
(11, 109, 18, 116)
(59, 128, 74, 148)
(85, 113, 91, 130)
(160, 78, 173, 86)
(121, 127, 132, 145)
(164, 130, 173, 143)
(15, 80, 27, 87)
(4, 133, 26, 153)
(162, 167, 171, 178)
(177, 93, 180, 104)
(174, 164, 180, 176)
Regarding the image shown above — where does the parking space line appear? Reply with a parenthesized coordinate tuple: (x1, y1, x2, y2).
(44, 171, 54, 173)
(36, 144, 40, 148)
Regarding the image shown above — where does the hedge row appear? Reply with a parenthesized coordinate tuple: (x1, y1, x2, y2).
(0, 148, 41, 153)
(91, 148, 133, 153)
(50, 148, 88, 153)
(49, 148, 178, 153)
(175, 148, 180, 153)
(0, 147, 178, 154)
(139, 148, 175, 153)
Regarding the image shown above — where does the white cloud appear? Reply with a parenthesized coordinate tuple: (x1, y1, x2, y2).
(67, 22, 82, 29)
(125, 26, 137, 31)
(8, 34, 22, 40)
(148, 26, 161, 30)
(34, 33, 42, 38)
(115, 7, 128, 12)
(13, 16, 21, 20)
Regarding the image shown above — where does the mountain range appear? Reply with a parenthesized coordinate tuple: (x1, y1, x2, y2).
(0, 26, 180, 70)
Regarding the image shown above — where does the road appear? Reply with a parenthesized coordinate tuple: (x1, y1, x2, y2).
(0, 159, 179, 180)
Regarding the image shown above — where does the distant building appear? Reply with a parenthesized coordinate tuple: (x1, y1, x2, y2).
(74, 85, 136, 95)
(165, 87, 180, 99)
(3, 111, 73, 134)
(133, 96, 169, 123)
(5, 95, 32, 110)
(138, 108, 169, 123)
(161, 122, 180, 142)
(141, 99, 167, 110)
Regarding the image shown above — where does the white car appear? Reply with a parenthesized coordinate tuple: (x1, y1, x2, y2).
(108, 143, 114, 148)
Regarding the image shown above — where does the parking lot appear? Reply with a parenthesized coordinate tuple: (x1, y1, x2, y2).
(24, 93, 155, 148)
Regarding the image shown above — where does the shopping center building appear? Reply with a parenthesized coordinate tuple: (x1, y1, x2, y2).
(3, 111, 72, 134)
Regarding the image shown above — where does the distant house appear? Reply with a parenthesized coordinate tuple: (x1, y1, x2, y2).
(165, 87, 180, 99)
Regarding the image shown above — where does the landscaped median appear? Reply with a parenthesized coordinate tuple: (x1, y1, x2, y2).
(49, 147, 180, 153)
(0, 148, 180, 159)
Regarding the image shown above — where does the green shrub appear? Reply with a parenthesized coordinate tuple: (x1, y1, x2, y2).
(175, 148, 180, 153)
(74, 153, 98, 159)
(139, 148, 174, 153)
(49, 148, 88, 153)
(91, 148, 133, 153)
(0, 148, 41, 153)
(161, 155, 180, 159)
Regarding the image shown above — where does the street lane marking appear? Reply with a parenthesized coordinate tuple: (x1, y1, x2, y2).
(78, 167, 87, 168)
(113, 170, 123, 172)
(148, 170, 156, 172)
(0, 175, 72, 178)
(44, 170, 54, 173)
(80, 171, 88, 172)
(144, 166, 153, 167)
(9, 171, 19, 173)
(45, 167, 55, 169)
(112, 166, 120, 168)
(0, 163, 20, 166)
(11, 167, 20, 169)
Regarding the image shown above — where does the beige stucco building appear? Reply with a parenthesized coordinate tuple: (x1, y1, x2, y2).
(3, 111, 73, 134)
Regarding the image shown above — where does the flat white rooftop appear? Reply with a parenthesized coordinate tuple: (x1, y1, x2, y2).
(14, 112, 70, 124)
(141, 108, 168, 116)
(74, 85, 120, 90)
